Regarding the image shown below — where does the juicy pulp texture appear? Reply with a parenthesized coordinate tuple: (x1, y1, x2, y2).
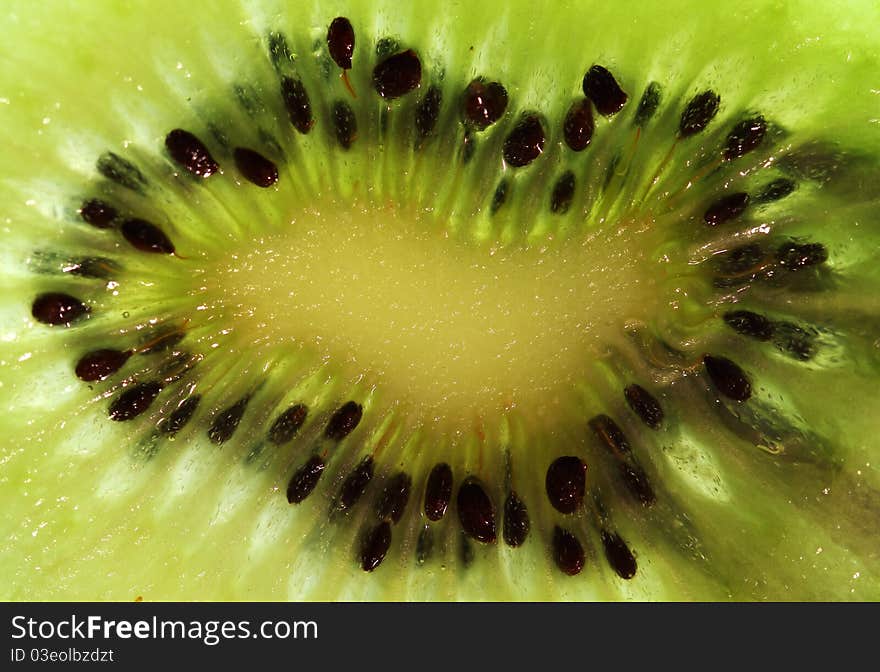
(200, 200, 662, 423)
(0, 0, 879, 601)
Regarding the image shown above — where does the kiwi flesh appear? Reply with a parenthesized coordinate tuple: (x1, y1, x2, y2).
(0, 0, 879, 601)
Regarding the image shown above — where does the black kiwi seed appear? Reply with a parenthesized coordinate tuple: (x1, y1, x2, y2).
(457, 479, 496, 544)
(267, 403, 308, 445)
(424, 462, 453, 522)
(332, 101, 358, 149)
(552, 526, 585, 576)
(620, 463, 656, 507)
(588, 414, 631, 458)
(414, 85, 442, 145)
(624, 384, 664, 430)
(634, 81, 662, 126)
(109, 381, 163, 421)
(280, 76, 315, 134)
(339, 456, 375, 510)
(716, 242, 765, 275)
(545, 456, 587, 514)
(372, 49, 421, 99)
(79, 199, 117, 228)
(208, 123, 228, 148)
(267, 32, 292, 70)
(64, 257, 118, 279)
(723, 310, 774, 341)
(158, 395, 201, 435)
(550, 171, 576, 214)
(324, 401, 363, 441)
(772, 321, 818, 361)
(75, 348, 132, 382)
(723, 115, 767, 162)
(286, 455, 326, 504)
(503, 492, 530, 547)
(462, 78, 508, 130)
(703, 192, 750, 226)
(157, 352, 199, 384)
(164, 129, 219, 178)
(377, 472, 412, 524)
(207, 397, 249, 445)
(776, 242, 828, 271)
(121, 218, 176, 255)
(416, 525, 433, 565)
(562, 98, 594, 151)
(235, 84, 260, 116)
(233, 147, 279, 188)
(703, 354, 752, 402)
(327, 17, 355, 70)
(600, 530, 637, 580)
(502, 113, 545, 168)
(461, 128, 476, 164)
(756, 178, 796, 203)
(138, 329, 186, 355)
(490, 179, 509, 214)
(32, 292, 90, 326)
(375, 37, 399, 59)
(679, 90, 721, 138)
(96, 151, 147, 192)
(360, 521, 392, 572)
(582, 65, 628, 116)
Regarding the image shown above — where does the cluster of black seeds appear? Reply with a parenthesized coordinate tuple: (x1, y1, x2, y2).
(724, 310, 820, 361)
(361, 467, 534, 571)
(712, 239, 828, 289)
(287, 401, 363, 504)
(589, 414, 656, 507)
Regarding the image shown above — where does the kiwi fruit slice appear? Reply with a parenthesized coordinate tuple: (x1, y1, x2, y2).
(1, 0, 878, 601)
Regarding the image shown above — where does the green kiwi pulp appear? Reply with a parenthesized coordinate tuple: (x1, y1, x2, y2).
(1, 0, 879, 601)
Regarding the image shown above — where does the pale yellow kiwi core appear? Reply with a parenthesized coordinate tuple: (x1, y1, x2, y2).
(195, 199, 663, 427)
